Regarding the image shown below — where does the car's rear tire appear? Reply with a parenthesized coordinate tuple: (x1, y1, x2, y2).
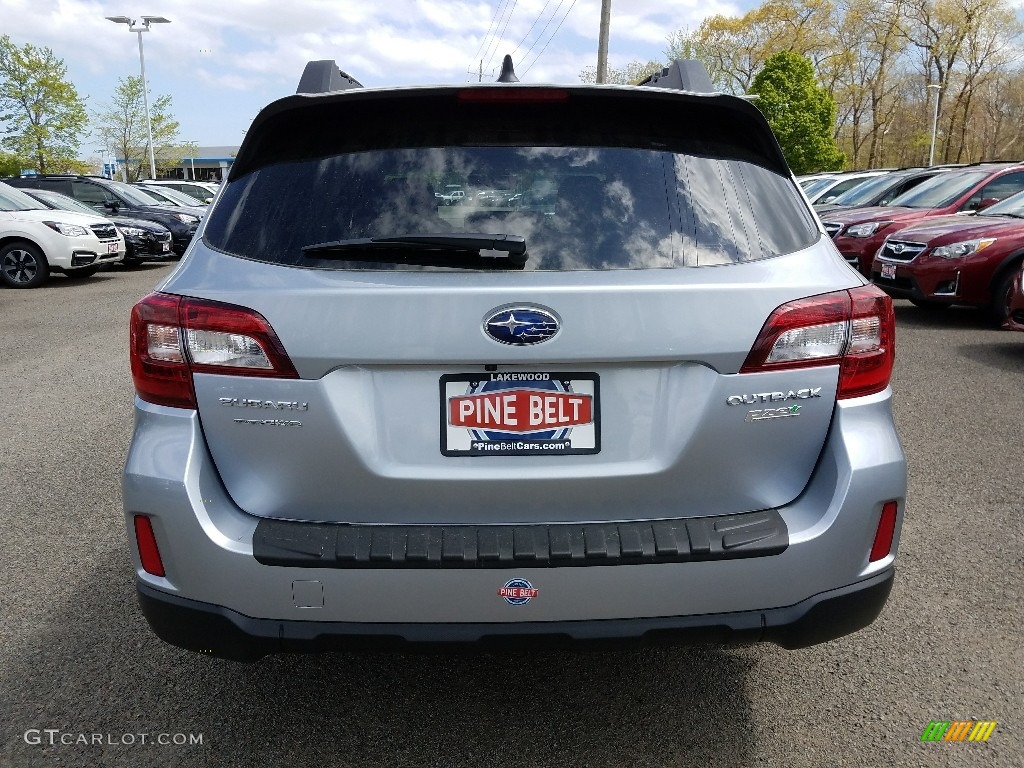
(0, 241, 49, 288)
(909, 298, 950, 310)
(987, 268, 1017, 327)
(65, 266, 99, 279)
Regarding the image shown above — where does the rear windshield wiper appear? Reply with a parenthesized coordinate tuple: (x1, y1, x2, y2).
(301, 233, 528, 268)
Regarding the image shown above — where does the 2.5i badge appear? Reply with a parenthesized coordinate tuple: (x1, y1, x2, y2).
(441, 372, 600, 457)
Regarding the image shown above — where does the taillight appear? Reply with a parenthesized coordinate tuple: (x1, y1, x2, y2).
(130, 292, 298, 409)
(740, 285, 895, 400)
(134, 515, 165, 577)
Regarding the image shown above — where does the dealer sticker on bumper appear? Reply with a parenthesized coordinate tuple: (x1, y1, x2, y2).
(441, 372, 600, 456)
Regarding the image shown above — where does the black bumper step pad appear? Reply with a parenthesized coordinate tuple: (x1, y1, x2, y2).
(252, 510, 788, 569)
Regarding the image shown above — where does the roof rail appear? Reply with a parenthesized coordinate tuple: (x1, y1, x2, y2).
(637, 59, 715, 94)
(296, 60, 363, 94)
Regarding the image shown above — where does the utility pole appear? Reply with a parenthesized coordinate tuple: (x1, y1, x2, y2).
(479, 59, 483, 83)
(596, 0, 611, 83)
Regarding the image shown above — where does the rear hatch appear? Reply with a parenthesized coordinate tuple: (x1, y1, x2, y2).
(156, 84, 872, 525)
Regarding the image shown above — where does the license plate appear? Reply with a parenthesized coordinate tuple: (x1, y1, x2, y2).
(881, 262, 897, 279)
(161, 242, 170, 252)
(441, 372, 600, 456)
(107, 242, 119, 253)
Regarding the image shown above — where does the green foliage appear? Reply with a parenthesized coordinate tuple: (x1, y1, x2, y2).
(750, 51, 846, 173)
(94, 76, 181, 181)
(0, 150, 26, 176)
(0, 35, 89, 173)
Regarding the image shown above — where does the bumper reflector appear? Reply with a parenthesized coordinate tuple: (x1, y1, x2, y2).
(869, 501, 898, 562)
(134, 515, 166, 577)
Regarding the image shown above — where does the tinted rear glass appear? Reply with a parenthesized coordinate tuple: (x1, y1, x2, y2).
(205, 92, 818, 271)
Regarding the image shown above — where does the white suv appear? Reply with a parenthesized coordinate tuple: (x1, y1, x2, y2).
(0, 181, 125, 288)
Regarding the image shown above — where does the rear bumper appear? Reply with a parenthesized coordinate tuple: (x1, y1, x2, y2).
(124, 388, 906, 654)
(138, 568, 895, 661)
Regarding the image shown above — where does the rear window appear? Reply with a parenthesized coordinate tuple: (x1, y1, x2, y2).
(205, 92, 818, 271)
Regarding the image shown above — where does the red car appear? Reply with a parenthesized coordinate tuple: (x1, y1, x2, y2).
(1005, 263, 1024, 332)
(821, 164, 1024, 276)
(870, 189, 1024, 325)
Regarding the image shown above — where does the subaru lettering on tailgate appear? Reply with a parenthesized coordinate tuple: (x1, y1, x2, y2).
(441, 372, 600, 456)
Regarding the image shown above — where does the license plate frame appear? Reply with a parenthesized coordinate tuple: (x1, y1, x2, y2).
(881, 262, 897, 279)
(107, 242, 119, 254)
(440, 372, 600, 457)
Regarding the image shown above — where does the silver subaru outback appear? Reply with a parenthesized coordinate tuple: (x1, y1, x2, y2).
(124, 59, 906, 660)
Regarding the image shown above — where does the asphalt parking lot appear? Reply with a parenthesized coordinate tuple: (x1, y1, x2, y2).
(1, 263, 1021, 768)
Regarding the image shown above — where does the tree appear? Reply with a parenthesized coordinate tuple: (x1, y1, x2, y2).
(665, 0, 1023, 169)
(0, 150, 25, 176)
(93, 76, 181, 181)
(750, 51, 846, 173)
(579, 60, 664, 85)
(0, 35, 89, 173)
(157, 141, 198, 177)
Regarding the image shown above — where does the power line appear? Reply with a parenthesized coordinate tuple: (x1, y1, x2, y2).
(467, 0, 509, 82)
(511, 0, 555, 57)
(521, 0, 578, 76)
(516, 0, 565, 67)
(483, 0, 520, 77)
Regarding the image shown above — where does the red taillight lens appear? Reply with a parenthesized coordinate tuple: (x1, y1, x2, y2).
(130, 292, 194, 408)
(869, 501, 898, 562)
(180, 297, 299, 378)
(840, 286, 896, 399)
(134, 515, 165, 576)
(130, 292, 298, 409)
(740, 285, 895, 399)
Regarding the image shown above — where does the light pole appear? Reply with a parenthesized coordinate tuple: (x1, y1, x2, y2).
(927, 83, 942, 167)
(596, 0, 612, 83)
(106, 15, 171, 180)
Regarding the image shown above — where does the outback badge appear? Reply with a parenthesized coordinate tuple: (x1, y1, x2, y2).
(484, 306, 559, 346)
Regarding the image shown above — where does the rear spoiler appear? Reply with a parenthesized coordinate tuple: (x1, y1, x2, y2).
(296, 61, 363, 94)
(637, 60, 716, 94)
(294, 57, 715, 95)
(227, 58, 785, 182)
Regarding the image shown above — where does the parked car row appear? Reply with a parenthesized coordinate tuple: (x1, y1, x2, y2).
(0, 174, 206, 288)
(804, 162, 1024, 328)
(0, 183, 124, 287)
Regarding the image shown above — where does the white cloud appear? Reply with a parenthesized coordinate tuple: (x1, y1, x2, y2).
(3, 0, 755, 145)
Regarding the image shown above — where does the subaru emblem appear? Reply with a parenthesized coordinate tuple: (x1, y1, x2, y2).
(483, 306, 560, 346)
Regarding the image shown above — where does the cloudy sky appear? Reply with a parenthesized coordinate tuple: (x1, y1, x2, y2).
(1, 0, 757, 153)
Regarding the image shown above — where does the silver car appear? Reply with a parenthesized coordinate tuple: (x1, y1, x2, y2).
(124, 59, 906, 660)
